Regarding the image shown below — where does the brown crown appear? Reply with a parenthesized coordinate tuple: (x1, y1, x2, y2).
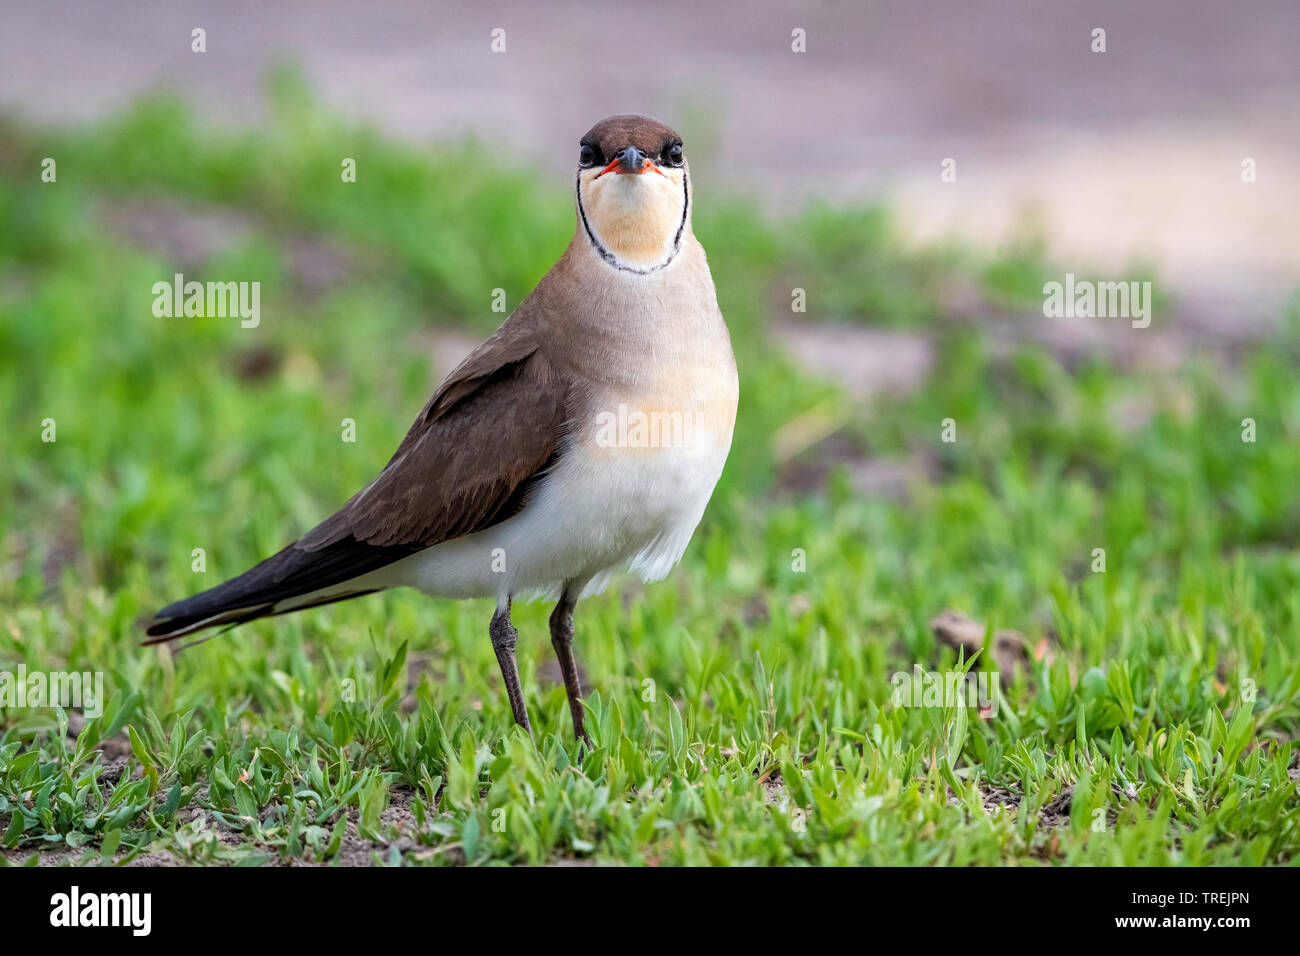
(581, 114, 681, 159)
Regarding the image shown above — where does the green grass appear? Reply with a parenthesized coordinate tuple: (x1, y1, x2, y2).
(2, 79, 1299, 865)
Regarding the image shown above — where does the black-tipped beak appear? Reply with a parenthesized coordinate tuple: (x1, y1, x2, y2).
(617, 145, 646, 173)
(596, 144, 665, 178)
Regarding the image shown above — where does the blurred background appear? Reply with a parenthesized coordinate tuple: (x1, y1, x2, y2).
(1, 1, 1299, 864)
(6, 0, 1299, 314)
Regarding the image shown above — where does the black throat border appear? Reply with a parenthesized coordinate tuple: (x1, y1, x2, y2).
(574, 168, 690, 276)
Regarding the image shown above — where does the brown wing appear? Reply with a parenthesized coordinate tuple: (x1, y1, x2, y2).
(301, 320, 570, 550)
(145, 317, 571, 641)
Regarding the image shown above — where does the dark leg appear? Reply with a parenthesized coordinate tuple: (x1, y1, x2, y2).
(549, 588, 591, 745)
(490, 600, 531, 733)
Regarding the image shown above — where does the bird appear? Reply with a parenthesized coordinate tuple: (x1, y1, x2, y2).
(144, 114, 739, 744)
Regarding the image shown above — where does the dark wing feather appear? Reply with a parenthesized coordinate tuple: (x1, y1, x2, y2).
(301, 329, 568, 550)
(145, 319, 571, 641)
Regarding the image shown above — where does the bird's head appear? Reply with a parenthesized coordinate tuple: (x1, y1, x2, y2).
(575, 114, 689, 274)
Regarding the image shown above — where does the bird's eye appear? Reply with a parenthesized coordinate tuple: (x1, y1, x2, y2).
(579, 143, 598, 168)
(664, 142, 684, 167)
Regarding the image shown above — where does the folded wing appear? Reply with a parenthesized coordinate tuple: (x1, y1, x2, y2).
(144, 319, 571, 642)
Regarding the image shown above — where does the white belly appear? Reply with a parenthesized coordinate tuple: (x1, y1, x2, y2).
(375, 395, 734, 605)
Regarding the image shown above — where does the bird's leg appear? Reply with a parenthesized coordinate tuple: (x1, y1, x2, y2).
(490, 600, 531, 734)
(549, 588, 591, 746)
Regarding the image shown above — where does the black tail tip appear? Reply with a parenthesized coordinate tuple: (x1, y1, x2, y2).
(139, 599, 278, 646)
(140, 610, 190, 644)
